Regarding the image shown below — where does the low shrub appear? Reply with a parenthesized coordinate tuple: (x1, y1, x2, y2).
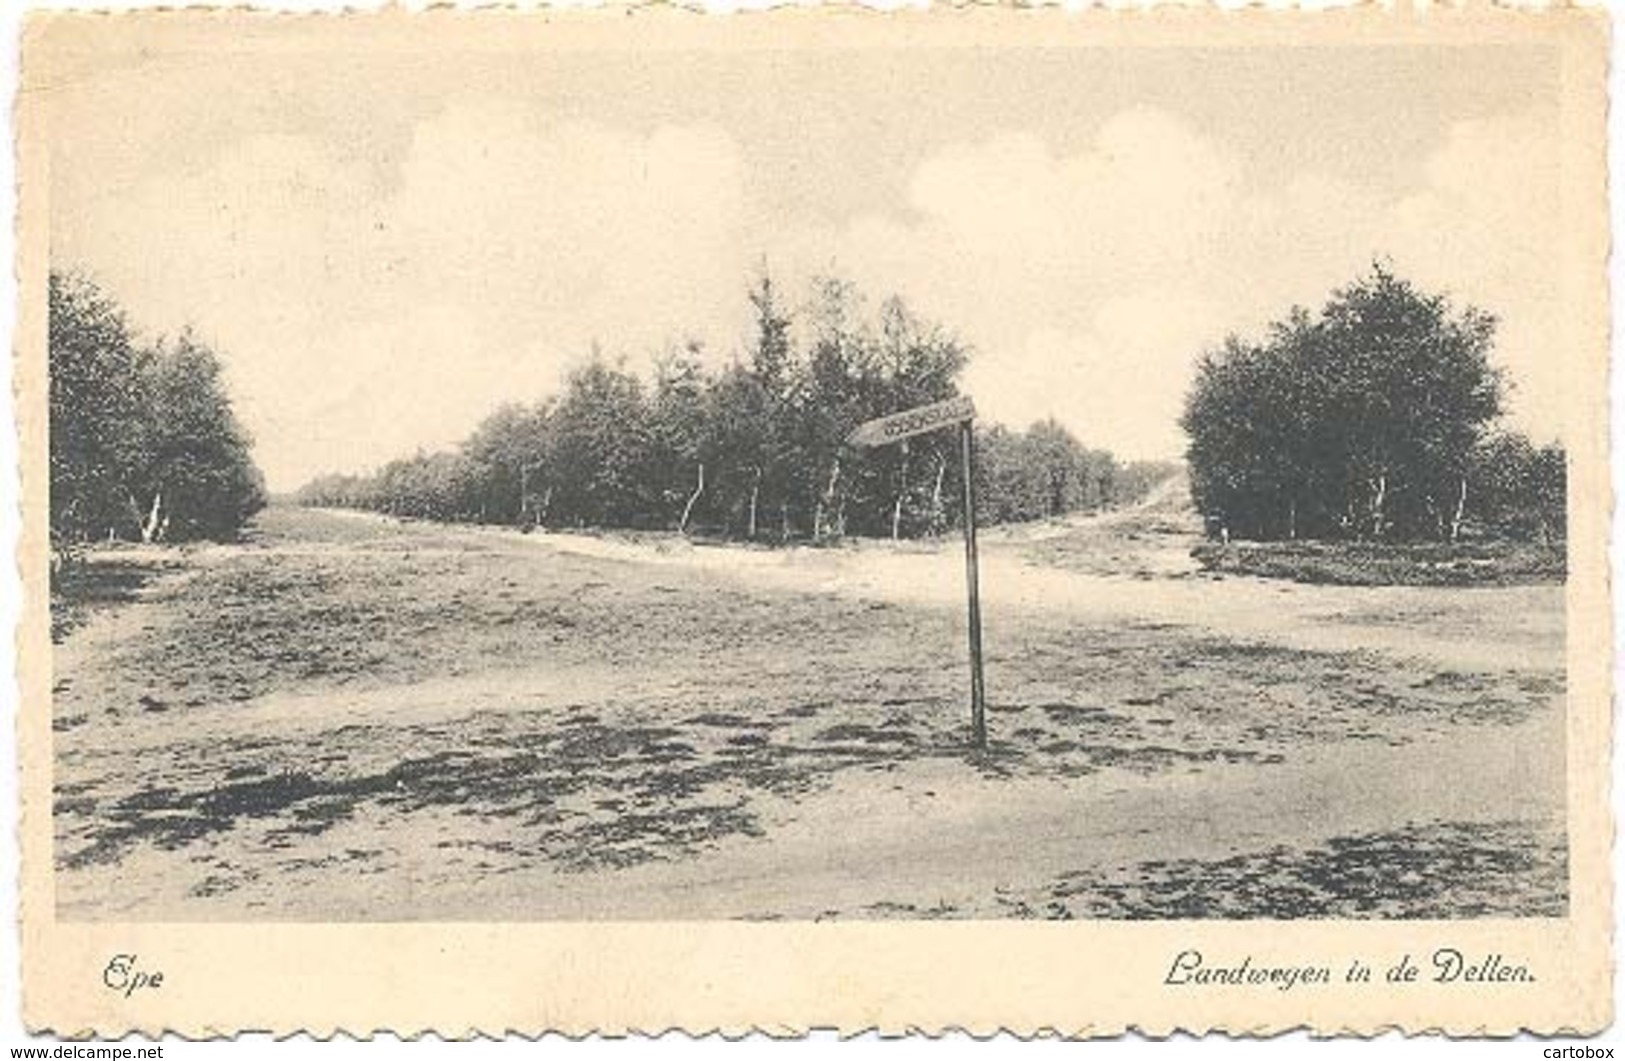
(1190, 539, 1565, 587)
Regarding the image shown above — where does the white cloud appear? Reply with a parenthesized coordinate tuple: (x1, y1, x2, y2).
(762, 108, 1259, 457)
(775, 106, 1565, 460)
(384, 106, 752, 344)
(55, 109, 759, 488)
(57, 132, 377, 339)
(1385, 114, 1563, 438)
(965, 293, 1225, 460)
(53, 98, 1568, 487)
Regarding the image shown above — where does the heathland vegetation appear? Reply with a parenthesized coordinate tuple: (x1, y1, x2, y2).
(295, 276, 1174, 540)
(50, 267, 1567, 917)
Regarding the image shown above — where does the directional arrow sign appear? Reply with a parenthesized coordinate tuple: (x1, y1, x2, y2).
(845, 392, 988, 749)
(846, 395, 976, 448)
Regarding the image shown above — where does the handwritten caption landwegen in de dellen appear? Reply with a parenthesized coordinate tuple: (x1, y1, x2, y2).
(1163, 949, 1536, 992)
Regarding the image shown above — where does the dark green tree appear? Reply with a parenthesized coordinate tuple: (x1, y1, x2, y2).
(648, 344, 711, 533)
(548, 355, 653, 527)
(293, 273, 1154, 543)
(1470, 432, 1566, 543)
(462, 400, 554, 525)
(48, 272, 150, 545)
(49, 273, 265, 549)
(133, 332, 266, 540)
(1182, 266, 1505, 542)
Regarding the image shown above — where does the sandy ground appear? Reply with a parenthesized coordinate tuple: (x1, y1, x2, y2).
(51, 498, 1567, 920)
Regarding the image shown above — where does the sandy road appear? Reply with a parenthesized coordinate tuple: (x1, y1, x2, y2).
(172, 706, 1557, 922)
(505, 512, 1561, 674)
(52, 506, 1569, 920)
(71, 695, 1560, 921)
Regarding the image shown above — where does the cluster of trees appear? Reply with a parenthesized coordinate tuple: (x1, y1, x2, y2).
(1181, 265, 1564, 544)
(298, 277, 1161, 540)
(50, 272, 266, 553)
(980, 419, 1134, 526)
(1469, 431, 1566, 543)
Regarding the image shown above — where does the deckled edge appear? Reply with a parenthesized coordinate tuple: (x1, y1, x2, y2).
(12, 0, 1617, 1042)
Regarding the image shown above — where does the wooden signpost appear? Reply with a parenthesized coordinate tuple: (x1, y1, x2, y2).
(847, 395, 986, 749)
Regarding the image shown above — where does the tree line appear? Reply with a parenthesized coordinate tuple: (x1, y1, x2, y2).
(49, 272, 266, 555)
(1181, 265, 1564, 544)
(297, 277, 1169, 539)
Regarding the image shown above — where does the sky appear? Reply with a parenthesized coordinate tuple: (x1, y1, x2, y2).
(43, 26, 1570, 492)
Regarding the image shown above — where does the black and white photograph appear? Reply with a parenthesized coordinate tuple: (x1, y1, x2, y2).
(38, 12, 1589, 928)
(22, 4, 1612, 1039)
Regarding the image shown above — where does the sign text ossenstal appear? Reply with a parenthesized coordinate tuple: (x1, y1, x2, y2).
(847, 395, 976, 448)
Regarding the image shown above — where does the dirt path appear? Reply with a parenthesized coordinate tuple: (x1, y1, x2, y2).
(485, 510, 1560, 673)
(51, 506, 1568, 920)
(63, 700, 1561, 921)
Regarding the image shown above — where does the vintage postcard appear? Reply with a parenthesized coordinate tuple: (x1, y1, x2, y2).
(16, 4, 1612, 1037)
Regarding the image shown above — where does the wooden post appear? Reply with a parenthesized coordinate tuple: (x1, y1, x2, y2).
(959, 421, 987, 749)
(846, 396, 986, 750)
